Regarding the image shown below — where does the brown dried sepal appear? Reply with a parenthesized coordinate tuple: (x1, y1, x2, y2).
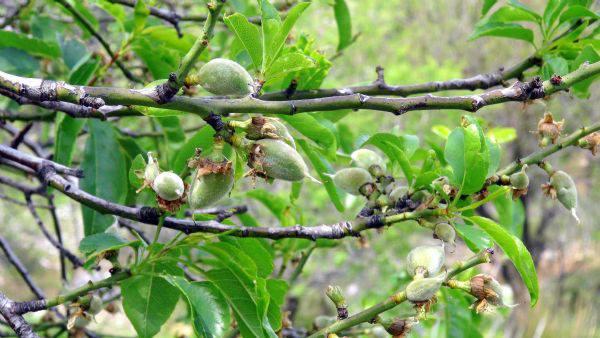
(580, 132, 600, 156)
(385, 318, 414, 337)
(157, 183, 188, 213)
(537, 112, 564, 146)
(469, 274, 502, 313)
(412, 296, 436, 315)
(247, 142, 268, 177)
(511, 187, 528, 199)
(541, 182, 557, 199)
(188, 157, 232, 176)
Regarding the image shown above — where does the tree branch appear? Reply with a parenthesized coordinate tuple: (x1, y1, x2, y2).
(0, 236, 45, 300)
(1, 61, 597, 118)
(0, 293, 39, 338)
(308, 251, 492, 337)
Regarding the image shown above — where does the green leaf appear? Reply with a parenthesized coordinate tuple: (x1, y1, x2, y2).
(121, 263, 181, 338)
(487, 127, 516, 144)
(444, 123, 489, 195)
(486, 5, 541, 23)
(128, 154, 146, 190)
(132, 37, 179, 79)
(246, 189, 295, 226)
(266, 279, 288, 331)
(453, 222, 492, 253)
(265, 2, 311, 69)
(220, 237, 275, 278)
(68, 55, 100, 85)
(469, 22, 534, 44)
(164, 276, 230, 338)
(281, 114, 336, 157)
(0, 30, 61, 59)
(541, 55, 569, 80)
(486, 137, 501, 177)
(491, 186, 525, 238)
(54, 114, 84, 166)
(156, 116, 186, 164)
(204, 269, 277, 338)
(443, 288, 483, 338)
(224, 13, 263, 70)
(482, 0, 498, 15)
(0, 48, 39, 75)
(264, 52, 314, 83)
(137, 106, 185, 117)
(558, 5, 598, 24)
(79, 232, 140, 265)
(132, 0, 150, 33)
(333, 0, 353, 51)
(468, 216, 539, 306)
(570, 45, 600, 97)
(432, 125, 452, 139)
(80, 121, 128, 236)
(543, 0, 568, 29)
(297, 140, 345, 212)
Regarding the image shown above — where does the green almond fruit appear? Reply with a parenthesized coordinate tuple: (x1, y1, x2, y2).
(550, 170, 579, 222)
(434, 223, 456, 246)
(250, 139, 318, 182)
(406, 275, 444, 302)
(509, 165, 529, 190)
(350, 149, 386, 171)
(197, 58, 254, 96)
(332, 167, 373, 195)
(406, 245, 445, 277)
(152, 171, 184, 201)
(188, 167, 234, 209)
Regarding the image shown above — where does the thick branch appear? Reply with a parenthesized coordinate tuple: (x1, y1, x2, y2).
(1, 61, 598, 118)
(0, 293, 39, 338)
(0, 145, 82, 178)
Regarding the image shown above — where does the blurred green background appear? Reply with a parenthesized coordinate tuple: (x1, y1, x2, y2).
(0, 0, 598, 337)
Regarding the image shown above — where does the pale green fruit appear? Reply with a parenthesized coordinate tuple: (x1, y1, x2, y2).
(152, 171, 184, 201)
(510, 165, 529, 190)
(406, 275, 444, 302)
(72, 316, 90, 329)
(434, 223, 456, 246)
(246, 117, 296, 148)
(144, 152, 159, 183)
(406, 245, 445, 277)
(197, 58, 254, 96)
(332, 167, 373, 195)
(550, 170, 579, 222)
(350, 149, 386, 171)
(388, 185, 409, 202)
(250, 139, 318, 182)
(88, 295, 103, 315)
(188, 169, 234, 209)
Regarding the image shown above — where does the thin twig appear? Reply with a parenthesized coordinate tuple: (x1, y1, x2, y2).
(0, 236, 45, 299)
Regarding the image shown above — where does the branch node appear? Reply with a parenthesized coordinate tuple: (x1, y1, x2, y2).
(285, 79, 298, 99)
(203, 112, 225, 131)
(138, 206, 161, 224)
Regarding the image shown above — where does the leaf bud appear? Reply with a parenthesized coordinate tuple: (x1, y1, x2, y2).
(326, 285, 348, 319)
(406, 245, 445, 278)
(144, 152, 160, 184)
(196, 58, 254, 96)
(152, 171, 185, 201)
(331, 167, 373, 195)
(350, 148, 386, 171)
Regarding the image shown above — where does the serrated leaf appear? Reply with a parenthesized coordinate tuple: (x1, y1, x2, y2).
(468, 216, 539, 306)
(265, 52, 314, 83)
(164, 276, 230, 338)
(470, 22, 534, 44)
(224, 13, 263, 70)
(81, 121, 127, 236)
(265, 2, 310, 69)
(281, 114, 336, 157)
(121, 263, 181, 338)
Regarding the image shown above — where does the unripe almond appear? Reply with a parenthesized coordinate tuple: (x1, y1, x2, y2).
(406, 275, 444, 302)
(71, 316, 90, 329)
(152, 172, 184, 201)
(406, 245, 445, 277)
(388, 185, 409, 202)
(434, 223, 456, 246)
(188, 168, 234, 209)
(246, 116, 296, 148)
(549, 170, 579, 222)
(509, 165, 529, 190)
(249, 139, 318, 182)
(88, 295, 103, 315)
(197, 58, 254, 96)
(350, 149, 386, 171)
(332, 167, 373, 195)
(537, 112, 563, 146)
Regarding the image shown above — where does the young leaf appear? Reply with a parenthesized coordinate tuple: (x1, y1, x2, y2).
(80, 121, 127, 236)
(121, 263, 182, 338)
(444, 123, 490, 195)
(264, 52, 314, 83)
(164, 276, 230, 338)
(468, 216, 539, 306)
(173, 126, 215, 174)
(333, 0, 353, 52)
(54, 114, 84, 166)
(224, 13, 263, 70)
(543, 0, 568, 29)
(266, 2, 311, 68)
(443, 288, 483, 338)
(469, 22, 534, 44)
(281, 114, 337, 157)
(454, 222, 492, 253)
(486, 5, 541, 23)
(481, 0, 499, 16)
(362, 133, 415, 183)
